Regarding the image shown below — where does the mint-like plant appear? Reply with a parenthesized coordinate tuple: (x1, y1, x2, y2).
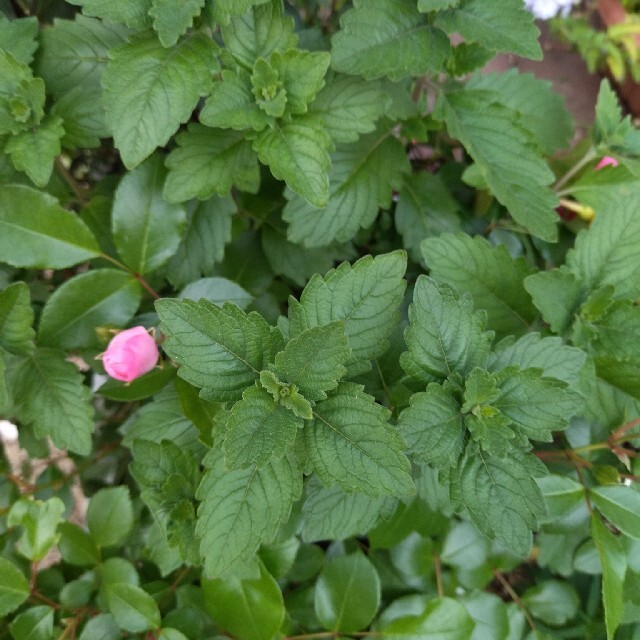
(1, 1, 640, 639)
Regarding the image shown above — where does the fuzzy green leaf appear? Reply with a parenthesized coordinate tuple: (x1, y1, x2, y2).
(223, 385, 302, 468)
(112, 154, 187, 274)
(434, 88, 558, 241)
(593, 79, 640, 156)
(418, 0, 460, 9)
(331, 0, 450, 81)
(0, 16, 38, 64)
(11, 349, 94, 454)
(304, 383, 414, 497)
(150, 0, 205, 47)
(284, 129, 410, 247)
(259, 369, 313, 419)
(401, 275, 493, 382)
(51, 87, 110, 150)
(196, 451, 302, 577)
(156, 298, 283, 401)
(0, 282, 35, 356)
(102, 32, 218, 168)
(66, 0, 152, 29)
(434, 0, 541, 59)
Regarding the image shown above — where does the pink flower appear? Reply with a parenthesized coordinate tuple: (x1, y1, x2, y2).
(102, 326, 159, 382)
(595, 156, 619, 170)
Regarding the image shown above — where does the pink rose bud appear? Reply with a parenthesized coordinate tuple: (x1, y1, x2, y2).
(595, 156, 619, 170)
(102, 326, 159, 382)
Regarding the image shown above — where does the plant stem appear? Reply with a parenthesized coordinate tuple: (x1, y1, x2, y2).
(99, 253, 161, 299)
(553, 147, 598, 191)
(491, 568, 537, 632)
(433, 554, 444, 598)
(54, 157, 88, 206)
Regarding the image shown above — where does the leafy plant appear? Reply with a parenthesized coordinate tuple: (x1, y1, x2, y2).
(1, 1, 640, 639)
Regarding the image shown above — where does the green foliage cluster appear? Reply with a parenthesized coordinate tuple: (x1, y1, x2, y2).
(1, 1, 640, 639)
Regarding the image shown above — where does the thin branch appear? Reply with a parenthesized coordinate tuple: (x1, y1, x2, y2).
(492, 568, 537, 632)
(54, 157, 88, 206)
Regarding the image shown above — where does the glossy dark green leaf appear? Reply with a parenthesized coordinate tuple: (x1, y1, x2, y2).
(9, 605, 54, 640)
(57, 522, 100, 566)
(105, 583, 161, 633)
(0, 282, 35, 355)
(87, 487, 133, 548)
(0, 558, 29, 616)
(591, 485, 640, 540)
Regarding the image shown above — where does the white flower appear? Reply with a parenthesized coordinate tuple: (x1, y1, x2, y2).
(525, 0, 577, 20)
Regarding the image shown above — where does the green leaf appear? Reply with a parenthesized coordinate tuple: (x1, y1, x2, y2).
(434, 88, 558, 242)
(51, 86, 110, 150)
(522, 580, 579, 626)
(422, 233, 536, 339)
(200, 69, 271, 131)
(304, 382, 414, 497)
(5, 116, 64, 187)
(0, 352, 7, 413)
(196, 451, 302, 577)
(0, 16, 38, 64)
(0, 282, 35, 355)
(180, 277, 253, 309)
(289, 251, 407, 374)
(381, 597, 475, 639)
(201, 559, 284, 640)
(253, 115, 332, 208)
(0, 558, 29, 616)
(102, 32, 218, 168)
(490, 333, 588, 387)
(0, 185, 100, 269)
(57, 522, 100, 566)
(400, 275, 493, 382)
(315, 553, 380, 632)
(398, 383, 465, 470)
(106, 583, 161, 633)
(591, 486, 640, 540)
(38, 269, 141, 349)
(309, 74, 390, 144)
(284, 128, 410, 247)
(592, 515, 626, 640)
(593, 79, 640, 156)
(9, 606, 54, 640)
(164, 125, 260, 203)
(331, 0, 450, 81)
(395, 172, 461, 263)
(78, 614, 120, 640)
(36, 15, 128, 99)
(220, 0, 296, 68)
(150, 0, 205, 47)
(419, 0, 459, 9)
(156, 298, 282, 401)
(274, 322, 350, 401)
(434, 0, 541, 59)
(223, 384, 302, 468)
(450, 444, 546, 556)
(467, 70, 573, 154)
(112, 154, 187, 274)
(536, 475, 584, 522)
(97, 367, 176, 402)
(8, 497, 65, 561)
(66, 0, 151, 28)
(167, 195, 235, 288)
(11, 349, 94, 455)
(259, 369, 313, 420)
(87, 486, 134, 548)
(524, 268, 583, 335)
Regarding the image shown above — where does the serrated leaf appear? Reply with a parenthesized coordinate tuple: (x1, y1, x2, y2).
(8, 497, 65, 561)
(418, 0, 459, 10)
(11, 349, 94, 454)
(5, 115, 64, 187)
(401, 275, 493, 382)
(180, 277, 252, 309)
(167, 196, 235, 288)
(451, 443, 546, 556)
(283, 128, 410, 246)
(591, 485, 640, 540)
(309, 74, 390, 143)
(331, 0, 450, 81)
(36, 15, 129, 99)
(253, 115, 332, 208)
(196, 451, 301, 577)
(398, 383, 465, 469)
(66, 0, 152, 29)
(289, 251, 407, 373)
(106, 583, 161, 633)
(434, 88, 558, 242)
(490, 333, 587, 386)
(435, 0, 541, 59)
(150, 0, 205, 47)
(395, 172, 461, 263)
(220, 0, 296, 68)
(259, 369, 313, 420)
(38, 270, 140, 350)
(156, 298, 283, 401)
(468, 70, 573, 154)
(274, 322, 350, 401)
(0, 558, 29, 617)
(422, 233, 536, 339)
(164, 125, 260, 203)
(223, 385, 302, 468)
(112, 154, 187, 274)
(102, 32, 218, 168)
(200, 69, 271, 132)
(304, 382, 414, 497)
(593, 78, 640, 156)
(0, 282, 35, 355)
(0, 16, 38, 64)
